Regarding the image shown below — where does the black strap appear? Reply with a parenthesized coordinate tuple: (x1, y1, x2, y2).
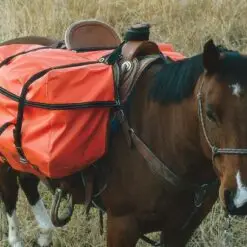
(0, 122, 13, 135)
(0, 46, 54, 68)
(140, 235, 161, 246)
(75, 46, 117, 52)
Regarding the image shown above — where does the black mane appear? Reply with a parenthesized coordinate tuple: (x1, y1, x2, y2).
(149, 45, 245, 104)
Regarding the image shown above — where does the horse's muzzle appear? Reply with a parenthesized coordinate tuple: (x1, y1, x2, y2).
(224, 189, 247, 216)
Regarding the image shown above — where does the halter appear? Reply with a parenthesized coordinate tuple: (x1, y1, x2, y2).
(197, 75, 247, 159)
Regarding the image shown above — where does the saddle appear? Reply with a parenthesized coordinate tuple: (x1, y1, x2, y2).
(64, 19, 121, 50)
(64, 19, 160, 60)
(64, 20, 161, 102)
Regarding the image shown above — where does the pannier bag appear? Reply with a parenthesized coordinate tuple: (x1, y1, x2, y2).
(0, 44, 120, 178)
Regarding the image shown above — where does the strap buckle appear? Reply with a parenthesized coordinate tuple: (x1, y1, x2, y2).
(16, 146, 28, 164)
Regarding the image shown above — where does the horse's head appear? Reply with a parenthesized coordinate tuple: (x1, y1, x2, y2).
(199, 39, 247, 215)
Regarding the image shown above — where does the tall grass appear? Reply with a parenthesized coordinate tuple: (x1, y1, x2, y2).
(1, 0, 247, 246)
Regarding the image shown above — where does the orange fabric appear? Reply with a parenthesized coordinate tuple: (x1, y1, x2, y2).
(157, 43, 185, 61)
(0, 44, 115, 178)
(0, 42, 185, 179)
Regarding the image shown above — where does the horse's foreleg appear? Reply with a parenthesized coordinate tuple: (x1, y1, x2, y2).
(19, 174, 54, 247)
(0, 166, 22, 247)
(107, 213, 139, 247)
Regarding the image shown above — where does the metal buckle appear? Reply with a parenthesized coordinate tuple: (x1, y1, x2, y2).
(16, 146, 28, 164)
(19, 156, 28, 164)
(98, 57, 105, 63)
(117, 109, 125, 124)
(121, 61, 132, 72)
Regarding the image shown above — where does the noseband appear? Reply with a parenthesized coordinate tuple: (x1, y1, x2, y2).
(197, 76, 247, 159)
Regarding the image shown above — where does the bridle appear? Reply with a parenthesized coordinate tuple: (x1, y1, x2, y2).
(197, 75, 247, 159)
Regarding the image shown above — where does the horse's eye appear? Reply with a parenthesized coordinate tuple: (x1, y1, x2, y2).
(206, 110, 217, 122)
(206, 106, 217, 123)
(205, 104, 218, 123)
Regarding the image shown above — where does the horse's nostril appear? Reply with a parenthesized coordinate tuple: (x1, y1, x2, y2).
(224, 189, 236, 211)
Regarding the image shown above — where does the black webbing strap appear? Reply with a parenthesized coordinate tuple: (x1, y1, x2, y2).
(0, 122, 13, 135)
(0, 46, 54, 68)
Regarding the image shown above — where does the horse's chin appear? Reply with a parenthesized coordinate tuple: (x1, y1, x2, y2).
(226, 204, 247, 216)
(219, 184, 247, 217)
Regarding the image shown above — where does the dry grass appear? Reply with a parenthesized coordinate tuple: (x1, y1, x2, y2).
(1, 0, 247, 246)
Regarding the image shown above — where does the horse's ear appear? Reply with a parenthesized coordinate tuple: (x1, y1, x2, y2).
(203, 39, 220, 73)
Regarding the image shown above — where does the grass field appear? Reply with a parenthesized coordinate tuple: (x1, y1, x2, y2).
(1, 0, 247, 246)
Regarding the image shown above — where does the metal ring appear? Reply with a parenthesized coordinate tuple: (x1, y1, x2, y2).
(98, 57, 105, 63)
(121, 61, 132, 72)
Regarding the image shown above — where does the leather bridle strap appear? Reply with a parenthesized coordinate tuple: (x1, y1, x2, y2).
(118, 111, 195, 189)
(128, 127, 182, 187)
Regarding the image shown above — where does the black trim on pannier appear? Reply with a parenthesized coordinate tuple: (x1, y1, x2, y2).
(74, 46, 117, 52)
(0, 47, 55, 67)
(0, 87, 118, 109)
(0, 122, 13, 135)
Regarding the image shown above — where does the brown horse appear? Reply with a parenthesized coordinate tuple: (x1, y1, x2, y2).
(1, 35, 247, 247)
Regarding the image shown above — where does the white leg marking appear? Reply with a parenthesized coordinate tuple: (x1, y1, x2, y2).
(233, 171, 247, 208)
(7, 210, 23, 247)
(31, 199, 54, 246)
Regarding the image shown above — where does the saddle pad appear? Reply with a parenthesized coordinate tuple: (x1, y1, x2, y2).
(0, 44, 118, 178)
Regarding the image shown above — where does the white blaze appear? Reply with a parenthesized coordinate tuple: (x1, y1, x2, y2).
(233, 171, 247, 208)
(229, 83, 243, 97)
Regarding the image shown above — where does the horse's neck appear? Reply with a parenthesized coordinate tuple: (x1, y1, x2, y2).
(129, 64, 213, 182)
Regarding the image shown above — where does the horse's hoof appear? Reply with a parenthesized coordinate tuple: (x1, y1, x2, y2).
(32, 239, 53, 247)
(10, 242, 24, 247)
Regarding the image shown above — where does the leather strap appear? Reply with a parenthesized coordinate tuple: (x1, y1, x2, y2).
(120, 56, 160, 102)
(120, 114, 183, 187)
(84, 168, 95, 215)
(129, 128, 182, 186)
(121, 41, 160, 60)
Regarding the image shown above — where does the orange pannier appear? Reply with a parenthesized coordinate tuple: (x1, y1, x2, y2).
(0, 44, 119, 178)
